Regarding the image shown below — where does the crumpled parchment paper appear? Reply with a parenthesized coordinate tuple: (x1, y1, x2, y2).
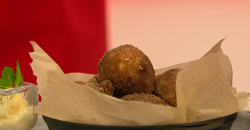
(29, 39, 249, 126)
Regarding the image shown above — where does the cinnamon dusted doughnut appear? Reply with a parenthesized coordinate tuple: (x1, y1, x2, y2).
(75, 76, 114, 96)
(121, 93, 168, 105)
(154, 68, 182, 107)
(96, 44, 155, 97)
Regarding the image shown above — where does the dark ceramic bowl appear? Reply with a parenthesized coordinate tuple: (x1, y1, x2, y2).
(42, 112, 237, 130)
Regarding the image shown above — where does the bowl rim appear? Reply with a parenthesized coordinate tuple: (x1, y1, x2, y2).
(0, 82, 37, 96)
(42, 112, 238, 129)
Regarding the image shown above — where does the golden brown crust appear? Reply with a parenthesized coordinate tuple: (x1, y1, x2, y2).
(75, 76, 114, 96)
(96, 44, 155, 97)
(121, 93, 168, 105)
(99, 80, 114, 96)
(154, 68, 182, 107)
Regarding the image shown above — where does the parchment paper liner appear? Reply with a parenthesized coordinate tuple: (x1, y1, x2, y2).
(29, 39, 249, 126)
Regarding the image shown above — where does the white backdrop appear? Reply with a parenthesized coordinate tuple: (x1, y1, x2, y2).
(105, 0, 250, 109)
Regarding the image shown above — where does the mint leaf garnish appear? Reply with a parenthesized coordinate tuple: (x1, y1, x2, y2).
(14, 61, 24, 87)
(1, 67, 14, 87)
(0, 61, 24, 89)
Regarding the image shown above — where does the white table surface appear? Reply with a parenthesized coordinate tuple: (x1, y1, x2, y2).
(32, 115, 49, 130)
(32, 111, 250, 130)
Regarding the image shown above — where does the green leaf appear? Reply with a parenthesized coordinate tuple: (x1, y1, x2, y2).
(0, 85, 12, 89)
(0, 78, 7, 87)
(0, 60, 24, 89)
(14, 60, 24, 87)
(0, 66, 15, 87)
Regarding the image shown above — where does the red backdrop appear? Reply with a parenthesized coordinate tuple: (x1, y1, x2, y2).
(0, 1, 107, 85)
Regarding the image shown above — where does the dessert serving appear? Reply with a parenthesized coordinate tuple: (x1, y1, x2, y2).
(0, 61, 38, 130)
(29, 39, 249, 127)
(75, 44, 183, 107)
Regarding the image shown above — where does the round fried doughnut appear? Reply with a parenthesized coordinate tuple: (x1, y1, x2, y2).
(96, 44, 155, 97)
(121, 93, 168, 105)
(75, 76, 114, 96)
(154, 68, 182, 107)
